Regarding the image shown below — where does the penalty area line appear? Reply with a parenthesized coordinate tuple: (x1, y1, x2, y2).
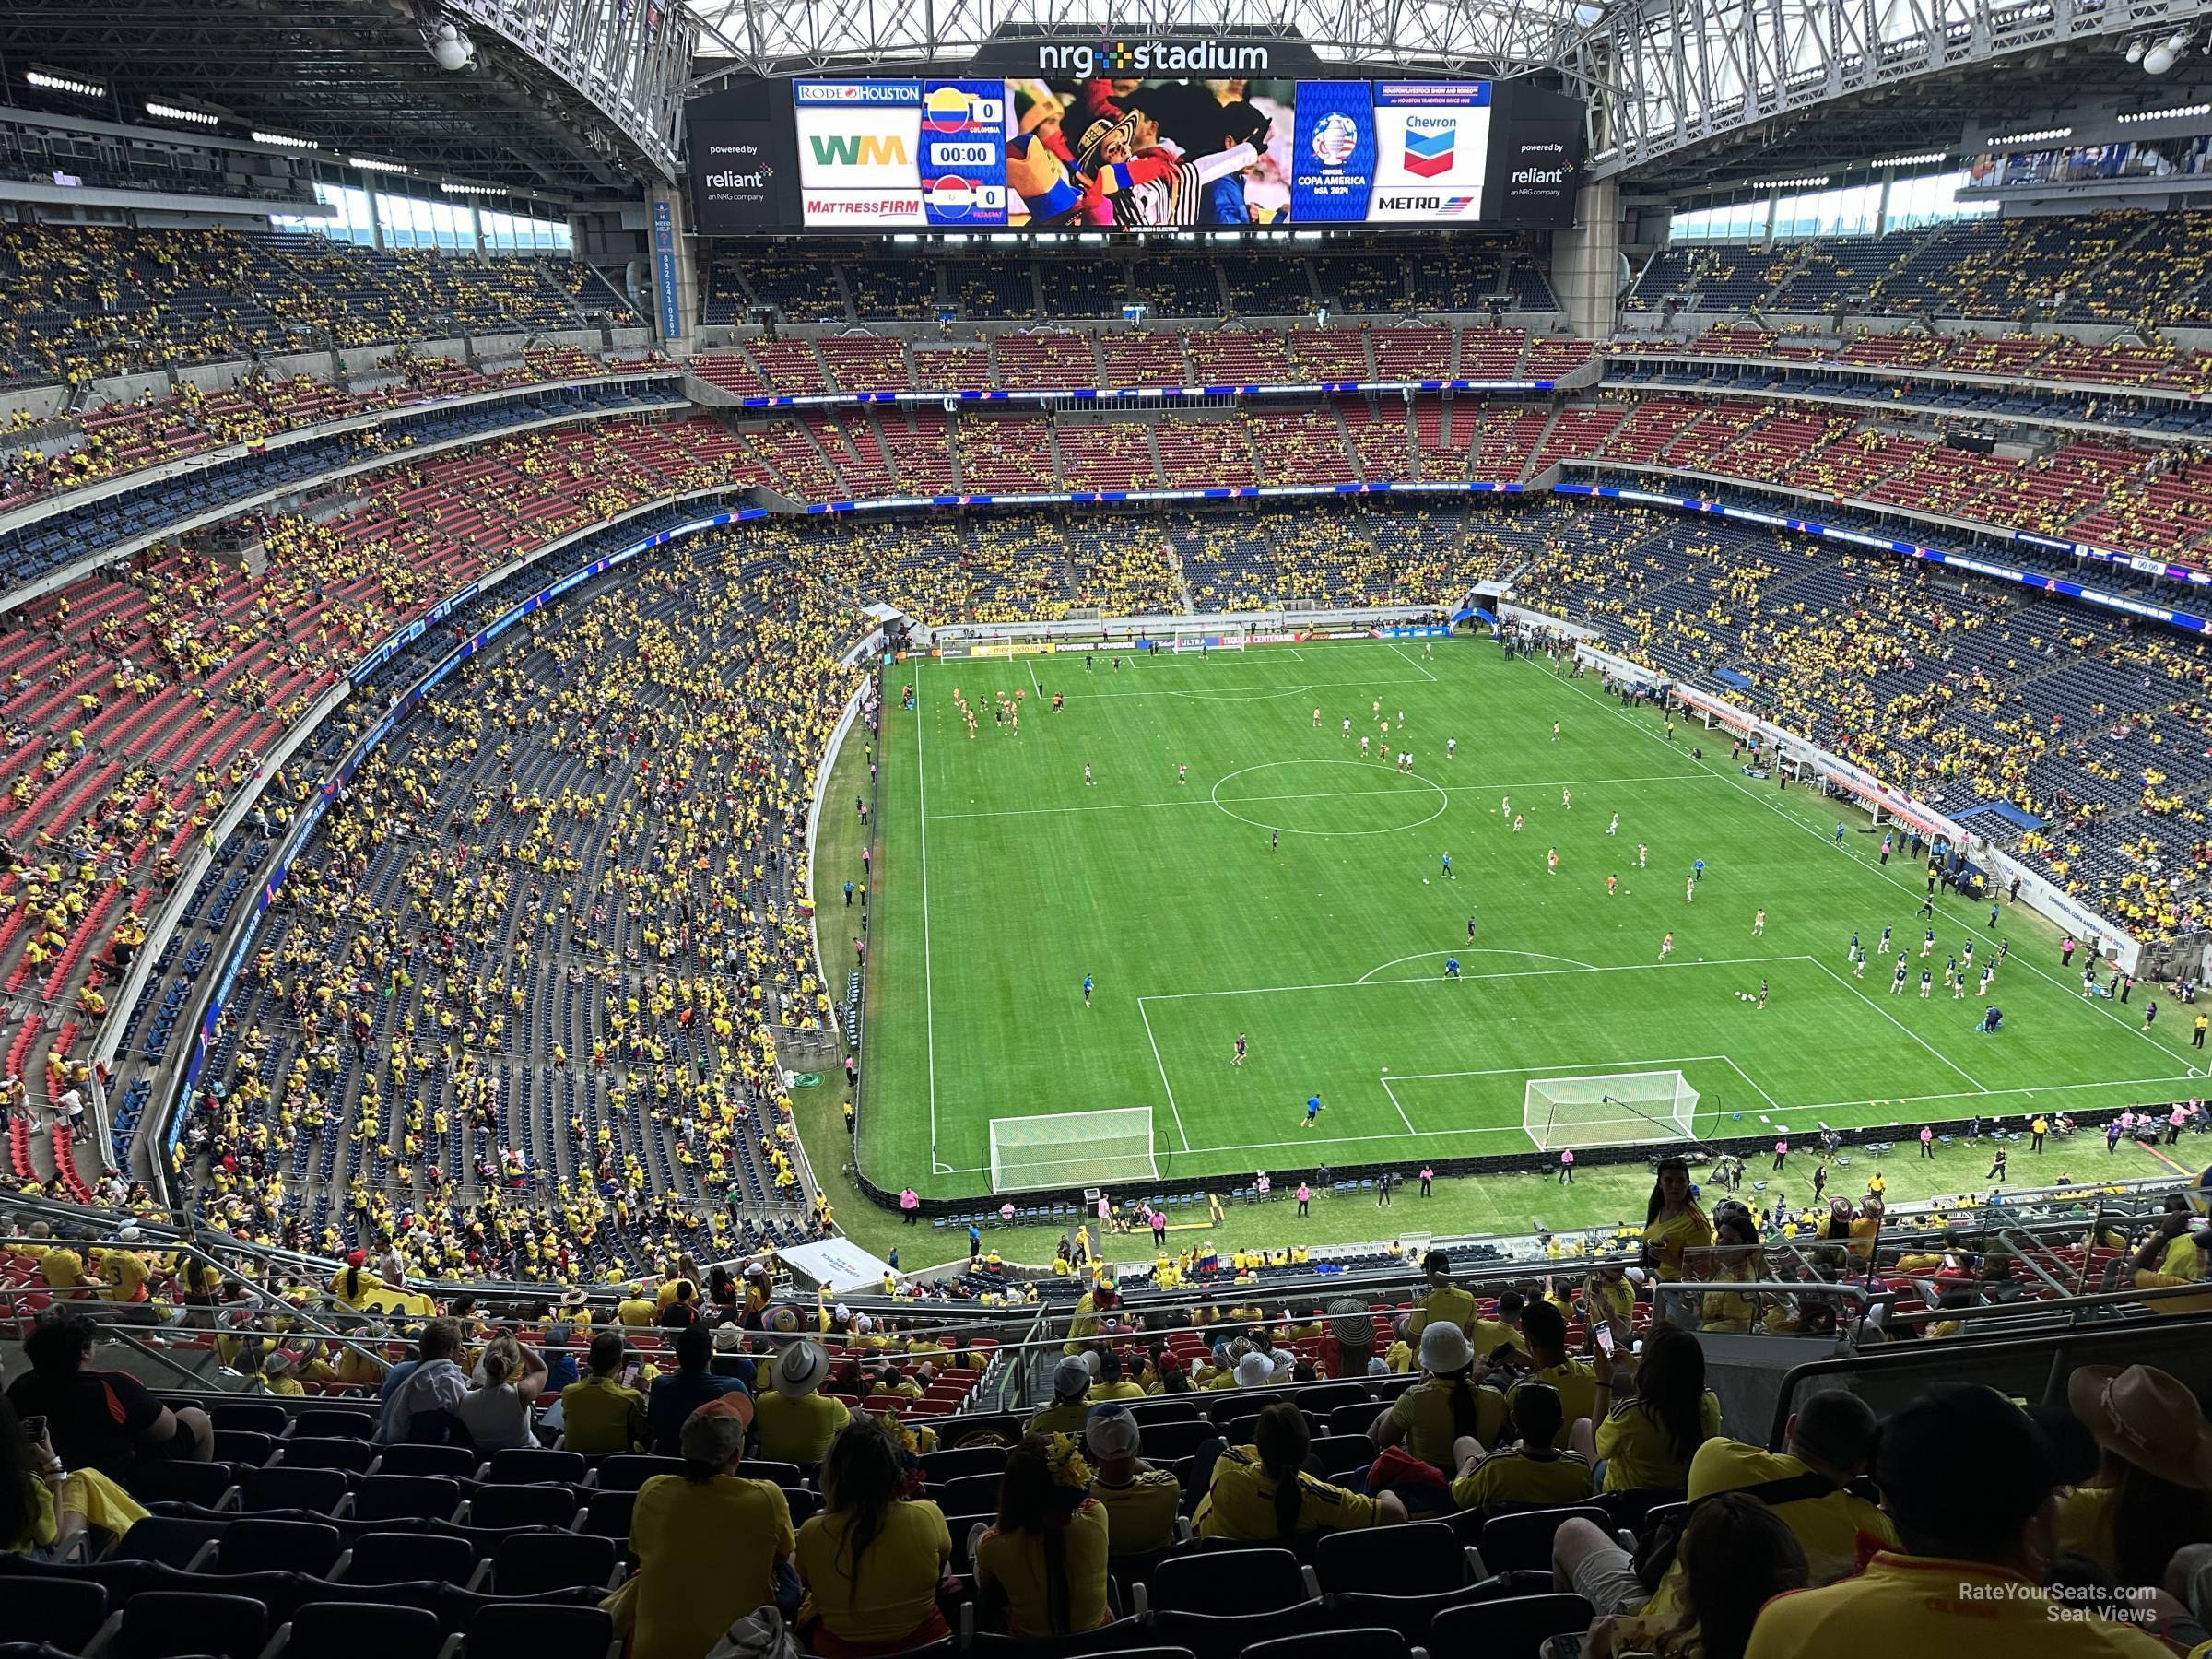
(1136, 996, 1194, 1153)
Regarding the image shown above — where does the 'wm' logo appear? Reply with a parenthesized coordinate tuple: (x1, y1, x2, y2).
(808, 133, 908, 167)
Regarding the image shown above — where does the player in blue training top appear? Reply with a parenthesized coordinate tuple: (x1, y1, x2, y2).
(1444, 957, 1461, 978)
(1304, 1093, 1324, 1129)
(1692, 857, 1706, 884)
(1441, 851, 1453, 879)
(1082, 975, 1093, 1007)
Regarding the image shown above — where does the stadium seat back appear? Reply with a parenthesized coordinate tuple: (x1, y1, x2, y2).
(918, 1445, 1009, 1484)
(1243, 1629, 1414, 1659)
(215, 1518, 343, 1578)
(465, 1600, 613, 1656)
(483, 1447, 586, 1486)
(1477, 1505, 1611, 1573)
(372, 1445, 477, 1480)
(106, 1517, 230, 1570)
(1428, 1591, 1594, 1654)
(287, 1600, 446, 1659)
(115, 1592, 269, 1659)
(8, 1577, 108, 1652)
(489, 1531, 616, 1595)
(350, 1476, 462, 1524)
(1315, 1522, 1465, 1596)
(276, 1437, 376, 1474)
(589, 1454, 680, 1492)
(1150, 1547, 1308, 1616)
(340, 1532, 476, 1585)
(465, 1484, 579, 1530)
(126, 1462, 236, 1509)
(1149, 1604, 1321, 1659)
(239, 1465, 348, 1515)
(964, 1613, 1153, 1655)
(291, 1410, 377, 1441)
(1126, 1419, 1214, 1461)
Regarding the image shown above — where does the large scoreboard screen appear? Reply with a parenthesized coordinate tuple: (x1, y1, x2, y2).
(688, 65, 1583, 235)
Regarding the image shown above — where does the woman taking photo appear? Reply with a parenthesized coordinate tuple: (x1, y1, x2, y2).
(1642, 1157, 1712, 1284)
(1578, 1323, 1721, 1493)
(975, 1434, 1111, 1637)
(1696, 1206, 1765, 1335)
(796, 1416, 953, 1655)
(0, 1396, 147, 1557)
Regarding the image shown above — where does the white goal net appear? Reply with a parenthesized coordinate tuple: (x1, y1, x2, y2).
(988, 1106, 1158, 1194)
(1524, 1071, 1700, 1152)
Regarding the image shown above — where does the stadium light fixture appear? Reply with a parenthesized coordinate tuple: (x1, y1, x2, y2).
(1874, 150, 1948, 169)
(439, 180, 500, 194)
(26, 67, 104, 100)
(2127, 36, 2147, 62)
(351, 155, 409, 173)
(145, 100, 218, 128)
(2119, 100, 2212, 123)
(253, 130, 317, 149)
(429, 20, 477, 72)
(2146, 31, 2192, 74)
(1989, 124, 2073, 146)
(1751, 173, 1830, 189)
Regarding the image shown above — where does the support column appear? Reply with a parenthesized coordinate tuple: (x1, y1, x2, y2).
(1548, 177, 1620, 340)
(361, 175, 385, 251)
(645, 183, 698, 347)
(470, 205, 485, 256)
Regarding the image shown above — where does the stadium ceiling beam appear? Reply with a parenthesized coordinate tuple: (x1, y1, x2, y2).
(683, 0, 1589, 82)
(1559, 0, 2212, 182)
(0, 0, 688, 194)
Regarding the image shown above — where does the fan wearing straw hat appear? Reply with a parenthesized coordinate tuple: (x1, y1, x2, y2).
(2057, 1363, 2212, 1590)
(754, 1341, 852, 1465)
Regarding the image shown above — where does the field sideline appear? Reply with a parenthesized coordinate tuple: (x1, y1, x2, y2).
(835, 639, 2203, 1204)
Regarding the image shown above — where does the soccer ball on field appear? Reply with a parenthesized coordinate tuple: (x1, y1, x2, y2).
(1423, 877, 1430, 885)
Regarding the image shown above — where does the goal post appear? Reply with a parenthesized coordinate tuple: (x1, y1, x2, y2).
(988, 1106, 1158, 1194)
(1524, 1071, 1700, 1152)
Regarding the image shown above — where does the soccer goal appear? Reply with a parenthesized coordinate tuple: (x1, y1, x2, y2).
(988, 1106, 1158, 1194)
(1524, 1071, 1700, 1152)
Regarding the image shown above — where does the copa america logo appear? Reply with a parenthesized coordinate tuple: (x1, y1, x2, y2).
(1311, 112, 1359, 166)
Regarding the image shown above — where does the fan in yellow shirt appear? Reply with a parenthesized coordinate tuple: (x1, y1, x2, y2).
(1578, 1324, 1722, 1492)
(1450, 1384, 1594, 1510)
(1743, 1384, 2170, 1659)
(1406, 1251, 1477, 1338)
(1641, 1394, 1895, 1622)
(1197, 1403, 1406, 1539)
(974, 1436, 1112, 1638)
(1641, 1158, 1712, 1282)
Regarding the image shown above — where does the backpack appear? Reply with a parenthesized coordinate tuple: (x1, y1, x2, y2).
(709, 1606, 805, 1659)
(1630, 1469, 1857, 1592)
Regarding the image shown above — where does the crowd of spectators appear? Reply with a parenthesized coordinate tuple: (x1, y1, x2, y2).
(0, 225, 630, 388)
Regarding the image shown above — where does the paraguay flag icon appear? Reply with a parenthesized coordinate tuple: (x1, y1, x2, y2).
(1404, 122, 1455, 177)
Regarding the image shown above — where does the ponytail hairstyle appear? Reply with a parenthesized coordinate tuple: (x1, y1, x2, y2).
(478, 1333, 522, 1388)
(1253, 1401, 1312, 1541)
(994, 1434, 1094, 1634)
(1442, 1362, 1484, 1441)
(341, 1264, 363, 1302)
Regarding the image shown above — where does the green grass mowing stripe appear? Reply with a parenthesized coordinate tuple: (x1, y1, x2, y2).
(850, 642, 2205, 1204)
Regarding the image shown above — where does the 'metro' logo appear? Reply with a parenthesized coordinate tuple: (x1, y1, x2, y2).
(808, 133, 909, 167)
(1035, 39, 1272, 76)
(1404, 119, 1455, 178)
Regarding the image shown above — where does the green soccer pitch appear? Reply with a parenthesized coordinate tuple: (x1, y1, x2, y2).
(843, 638, 2204, 1201)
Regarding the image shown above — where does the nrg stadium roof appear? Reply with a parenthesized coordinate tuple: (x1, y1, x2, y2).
(683, 0, 2212, 194)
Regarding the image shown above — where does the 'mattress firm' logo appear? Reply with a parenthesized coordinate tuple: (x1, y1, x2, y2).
(1035, 38, 1271, 76)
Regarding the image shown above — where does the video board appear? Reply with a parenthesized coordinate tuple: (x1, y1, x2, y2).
(687, 71, 1583, 234)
